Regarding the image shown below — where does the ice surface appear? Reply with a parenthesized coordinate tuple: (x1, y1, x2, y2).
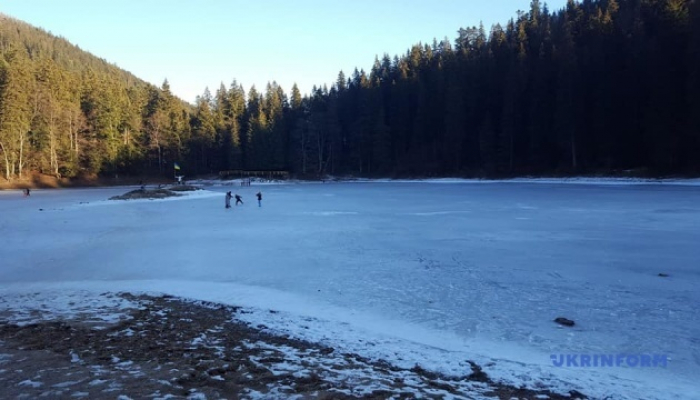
(1, 181, 699, 399)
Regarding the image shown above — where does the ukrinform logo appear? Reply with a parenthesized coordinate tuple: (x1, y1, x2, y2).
(550, 354, 668, 368)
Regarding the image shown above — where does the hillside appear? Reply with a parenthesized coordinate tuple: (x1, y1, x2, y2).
(1, 13, 191, 184)
(1, 13, 145, 87)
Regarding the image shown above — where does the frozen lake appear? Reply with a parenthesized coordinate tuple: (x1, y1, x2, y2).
(1, 180, 699, 399)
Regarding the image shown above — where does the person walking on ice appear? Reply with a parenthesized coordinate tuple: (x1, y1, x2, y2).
(235, 194, 243, 206)
(256, 191, 262, 207)
(225, 191, 232, 209)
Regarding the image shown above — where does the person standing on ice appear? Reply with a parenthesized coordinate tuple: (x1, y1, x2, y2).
(256, 191, 262, 207)
(235, 194, 243, 206)
(225, 191, 232, 209)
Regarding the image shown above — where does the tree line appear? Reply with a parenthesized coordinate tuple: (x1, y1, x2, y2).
(2, 0, 699, 182)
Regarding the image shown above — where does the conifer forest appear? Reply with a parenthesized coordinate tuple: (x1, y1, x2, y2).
(1, 0, 699, 182)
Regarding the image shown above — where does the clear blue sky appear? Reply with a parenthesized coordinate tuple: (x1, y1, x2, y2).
(2, 0, 568, 103)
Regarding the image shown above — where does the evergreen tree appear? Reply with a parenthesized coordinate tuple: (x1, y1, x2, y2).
(224, 80, 246, 170)
(190, 88, 217, 173)
(0, 48, 32, 179)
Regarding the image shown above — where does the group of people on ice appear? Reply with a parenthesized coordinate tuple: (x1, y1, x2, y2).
(225, 191, 262, 209)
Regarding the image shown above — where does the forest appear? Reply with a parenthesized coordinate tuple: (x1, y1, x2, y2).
(1, 0, 699, 183)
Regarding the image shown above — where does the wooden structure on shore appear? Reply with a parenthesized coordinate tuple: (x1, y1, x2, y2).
(219, 170, 290, 180)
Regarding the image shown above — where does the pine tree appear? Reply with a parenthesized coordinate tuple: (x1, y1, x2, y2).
(553, 7, 580, 171)
(191, 88, 217, 173)
(224, 80, 246, 170)
(0, 48, 33, 180)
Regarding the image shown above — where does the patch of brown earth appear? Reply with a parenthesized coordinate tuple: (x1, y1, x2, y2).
(0, 294, 587, 399)
(109, 189, 182, 200)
